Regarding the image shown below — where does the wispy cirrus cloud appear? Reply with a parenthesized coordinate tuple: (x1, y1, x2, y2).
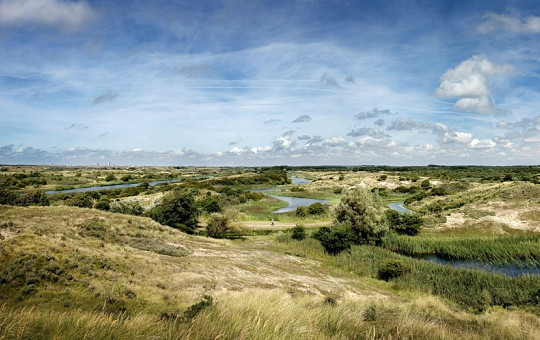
(0, 0, 96, 29)
(478, 12, 540, 34)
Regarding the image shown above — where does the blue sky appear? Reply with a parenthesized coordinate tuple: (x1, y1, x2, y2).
(1, 0, 540, 165)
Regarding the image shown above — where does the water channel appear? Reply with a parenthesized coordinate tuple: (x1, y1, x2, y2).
(252, 177, 329, 213)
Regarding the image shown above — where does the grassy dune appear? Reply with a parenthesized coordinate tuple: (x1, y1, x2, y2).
(1, 204, 540, 339)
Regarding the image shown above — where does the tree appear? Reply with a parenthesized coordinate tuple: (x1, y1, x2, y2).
(385, 210, 422, 236)
(333, 187, 388, 245)
(148, 190, 200, 233)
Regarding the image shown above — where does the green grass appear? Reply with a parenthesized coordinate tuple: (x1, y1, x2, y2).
(382, 232, 540, 266)
(272, 233, 540, 314)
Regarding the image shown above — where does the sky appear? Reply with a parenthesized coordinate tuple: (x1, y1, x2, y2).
(1, 0, 540, 166)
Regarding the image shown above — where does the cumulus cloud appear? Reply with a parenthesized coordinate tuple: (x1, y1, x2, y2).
(478, 12, 540, 34)
(292, 114, 312, 123)
(92, 91, 118, 105)
(355, 108, 393, 120)
(432, 123, 474, 144)
(374, 119, 385, 126)
(435, 55, 514, 114)
(263, 118, 280, 124)
(468, 138, 496, 149)
(387, 119, 432, 131)
(0, 0, 96, 29)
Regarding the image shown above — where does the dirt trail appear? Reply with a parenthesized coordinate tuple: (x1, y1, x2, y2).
(238, 221, 331, 229)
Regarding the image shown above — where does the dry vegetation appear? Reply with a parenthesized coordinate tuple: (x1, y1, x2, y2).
(1, 166, 540, 339)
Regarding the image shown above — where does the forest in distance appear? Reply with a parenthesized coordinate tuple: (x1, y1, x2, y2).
(1, 164, 539, 339)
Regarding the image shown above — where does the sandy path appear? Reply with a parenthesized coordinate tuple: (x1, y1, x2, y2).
(238, 221, 331, 230)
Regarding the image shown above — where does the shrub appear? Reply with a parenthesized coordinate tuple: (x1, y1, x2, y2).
(313, 226, 354, 255)
(385, 210, 423, 236)
(378, 259, 409, 281)
(200, 197, 222, 213)
(333, 187, 343, 194)
(148, 190, 200, 233)
(363, 304, 377, 321)
(94, 200, 110, 211)
(105, 174, 116, 181)
(66, 193, 93, 208)
(296, 206, 308, 217)
(205, 214, 232, 238)
(291, 225, 306, 240)
(14, 190, 50, 206)
(308, 202, 326, 215)
(110, 200, 143, 216)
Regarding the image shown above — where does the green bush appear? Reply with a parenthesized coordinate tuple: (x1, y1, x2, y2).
(313, 226, 354, 255)
(94, 200, 111, 211)
(296, 206, 307, 217)
(385, 210, 422, 236)
(378, 259, 409, 281)
(66, 193, 93, 208)
(291, 225, 306, 240)
(148, 190, 200, 233)
(307, 202, 325, 215)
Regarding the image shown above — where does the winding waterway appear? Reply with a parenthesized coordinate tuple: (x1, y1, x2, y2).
(252, 177, 329, 213)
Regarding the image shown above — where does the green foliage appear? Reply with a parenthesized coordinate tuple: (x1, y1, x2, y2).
(15, 190, 50, 207)
(378, 259, 409, 281)
(313, 226, 354, 255)
(333, 187, 388, 246)
(105, 174, 116, 182)
(205, 214, 232, 238)
(199, 196, 222, 213)
(148, 190, 200, 233)
(363, 304, 377, 321)
(120, 175, 132, 182)
(290, 225, 306, 240)
(181, 295, 213, 322)
(94, 200, 111, 211)
(307, 202, 326, 215)
(66, 193, 93, 208)
(385, 210, 423, 236)
(110, 200, 143, 216)
(295, 206, 308, 217)
(333, 187, 343, 194)
(290, 186, 305, 192)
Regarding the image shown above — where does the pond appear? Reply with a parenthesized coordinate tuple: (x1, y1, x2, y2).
(252, 177, 329, 213)
(419, 254, 540, 277)
(45, 179, 182, 194)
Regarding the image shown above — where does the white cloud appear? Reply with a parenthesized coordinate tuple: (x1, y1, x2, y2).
(435, 56, 514, 114)
(453, 96, 494, 114)
(468, 138, 496, 149)
(323, 137, 348, 146)
(479, 12, 540, 34)
(0, 0, 96, 29)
